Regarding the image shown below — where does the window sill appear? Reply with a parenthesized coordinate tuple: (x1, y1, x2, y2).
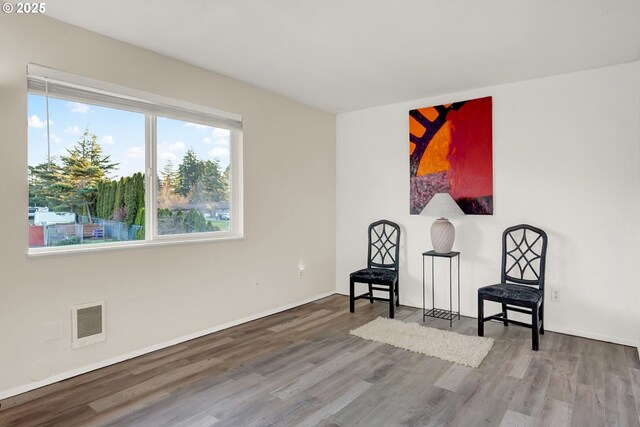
(27, 233, 245, 258)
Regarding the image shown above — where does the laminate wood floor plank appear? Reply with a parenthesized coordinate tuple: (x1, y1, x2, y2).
(604, 371, 640, 427)
(571, 383, 605, 427)
(297, 379, 373, 427)
(499, 409, 535, 427)
(545, 352, 579, 403)
(508, 355, 554, 417)
(625, 348, 640, 369)
(114, 374, 265, 426)
(208, 362, 319, 420)
(536, 398, 572, 427)
(631, 368, 640, 427)
(603, 343, 633, 378)
(271, 342, 381, 401)
(0, 366, 162, 425)
(89, 356, 223, 412)
(1, 294, 638, 427)
(398, 385, 455, 427)
(268, 309, 333, 332)
(111, 373, 234, 427)
(444, 389, 509, 427)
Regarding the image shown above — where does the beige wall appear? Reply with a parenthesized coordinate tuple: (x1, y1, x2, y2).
(0, 14, 336, 396)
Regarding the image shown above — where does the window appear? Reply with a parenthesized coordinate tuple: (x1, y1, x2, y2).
(27, 65, 242, 253)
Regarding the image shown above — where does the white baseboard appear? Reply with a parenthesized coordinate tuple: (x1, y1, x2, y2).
(0, 290, 336, 401)
(541, 325, 639, 348)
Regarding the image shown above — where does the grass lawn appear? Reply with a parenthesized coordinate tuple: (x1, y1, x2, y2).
(208, 220, 230, 231)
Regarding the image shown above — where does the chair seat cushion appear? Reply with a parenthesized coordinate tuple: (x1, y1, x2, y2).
(478, 283, 542, 306)
(350, 268, 397, 284)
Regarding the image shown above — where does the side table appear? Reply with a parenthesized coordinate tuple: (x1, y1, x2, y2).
(422, 250, 460, 327)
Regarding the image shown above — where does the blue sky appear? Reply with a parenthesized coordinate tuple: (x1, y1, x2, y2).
(28, 94, 230, 179)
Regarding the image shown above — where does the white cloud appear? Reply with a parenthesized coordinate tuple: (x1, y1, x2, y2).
(203, 128, 230, 146)
(125, 146, 144, 159)
(208, 147, 229, 159)
(185, 122, 211, 131)
(168, 141, 185, 151)
(48, 133, 62, 144)
(101, 135, 115, 145)
(64, 125, 82, 135)
(68, 102, 90, 114)
(158, 151, 178, 163)
(156, 140, 189, 170)
(28, 115, 53, 128)
(155, 141, 186, 169)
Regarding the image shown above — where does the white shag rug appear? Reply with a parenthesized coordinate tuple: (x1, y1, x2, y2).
(350, 317, 494, 368)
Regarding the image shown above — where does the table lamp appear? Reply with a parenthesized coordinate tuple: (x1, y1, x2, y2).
(420, 193, 465, 253)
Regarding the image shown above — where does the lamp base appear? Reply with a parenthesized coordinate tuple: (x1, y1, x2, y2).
(431, 218, 455, 253)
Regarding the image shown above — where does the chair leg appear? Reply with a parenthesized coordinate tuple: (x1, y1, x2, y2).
(477, 295, 484, 337)
(389, 290, 395, 319)
(531, 304, 539, 351)
(349, 279, 355, 313)
(368, 283, 374, 304)
(395, 279, 400, 307)
(539, 303, 544, 335)
(501, 303, 508, 327)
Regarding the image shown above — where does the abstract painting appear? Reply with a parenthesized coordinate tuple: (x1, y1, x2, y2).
(409, 96, 493, 215)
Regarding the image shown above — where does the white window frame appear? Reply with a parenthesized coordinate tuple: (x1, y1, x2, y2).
(27, 64, 244, 256)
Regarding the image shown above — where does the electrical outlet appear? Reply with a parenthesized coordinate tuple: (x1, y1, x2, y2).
(298, 262, 305, 278)
(551, 290, 559, 301)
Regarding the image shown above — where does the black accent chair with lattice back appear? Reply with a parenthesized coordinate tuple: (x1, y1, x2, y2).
(478, 224, 548, 351)
(349, 220, 401, 318)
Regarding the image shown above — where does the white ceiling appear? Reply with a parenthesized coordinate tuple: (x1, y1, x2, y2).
(45, 0, 640, 113)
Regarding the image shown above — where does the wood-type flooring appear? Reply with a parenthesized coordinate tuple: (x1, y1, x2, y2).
(1, 294, 639, 426)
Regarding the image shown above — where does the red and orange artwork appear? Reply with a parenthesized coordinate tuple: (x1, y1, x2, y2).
(409, 96, 493, 215)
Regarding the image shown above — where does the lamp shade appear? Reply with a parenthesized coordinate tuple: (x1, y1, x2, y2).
(419, 193, 465, 218)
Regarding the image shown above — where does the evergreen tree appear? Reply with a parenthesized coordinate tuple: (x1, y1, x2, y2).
(28, 129, 119, 220)
(28, 162, 65, 210)
(112, 177, 125, 221)
(95, 181, 105, 218)
(123, 176, 136, 226)
(134, 206, 145, 240)
(201, 159, 225, 202)
(57, 130, 118, 221)
(183, 209, 214, 233)
(136, 173, 145, 211)
(160, 160, 179, 193)
(222, 165, 230, 202)
(103, 181, 116, 219)
(177, 148, 202, 196)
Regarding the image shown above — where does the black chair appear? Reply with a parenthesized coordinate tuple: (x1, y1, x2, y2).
(477, 224, 548, 351)
(349, 220, 401, 318)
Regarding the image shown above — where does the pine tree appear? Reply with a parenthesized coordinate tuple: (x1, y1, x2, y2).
(201, 159, 225, 202)
(177, 148, 203, 196)
(28, 129, 119, 220)
(160, 160, 179, 193)
(58, 130, 119, 221)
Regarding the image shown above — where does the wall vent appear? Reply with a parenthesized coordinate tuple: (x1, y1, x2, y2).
(71, 301, 105, 349)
